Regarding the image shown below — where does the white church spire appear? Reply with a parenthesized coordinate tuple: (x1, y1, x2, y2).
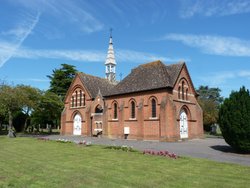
(105, 28, 116, 83)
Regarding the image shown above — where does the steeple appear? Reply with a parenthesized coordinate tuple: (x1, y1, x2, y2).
(105, 28, 116, 83)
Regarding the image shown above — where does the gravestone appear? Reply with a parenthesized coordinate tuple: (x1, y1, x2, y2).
(210, 124, 218, 135)
(8, 129, 16, 138)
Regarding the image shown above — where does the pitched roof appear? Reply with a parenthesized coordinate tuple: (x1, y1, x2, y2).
(78, 73, 114, 98)
(166, 62, 185, 86)
(106, 60, 184, 96)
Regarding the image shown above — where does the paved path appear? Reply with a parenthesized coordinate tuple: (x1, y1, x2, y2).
(44, 135, 250, 166)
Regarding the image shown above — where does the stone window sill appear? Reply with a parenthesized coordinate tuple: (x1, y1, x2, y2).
(149, 117, 158, 120)
(110, 119, 119, 122)
(127, 118, 137, 121)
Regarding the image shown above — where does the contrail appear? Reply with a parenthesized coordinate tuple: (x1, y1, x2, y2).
(0, 11, 41, 67)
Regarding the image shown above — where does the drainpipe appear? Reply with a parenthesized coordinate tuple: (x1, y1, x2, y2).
(159, 113, 161, 140)
(90, 116, 93, 137)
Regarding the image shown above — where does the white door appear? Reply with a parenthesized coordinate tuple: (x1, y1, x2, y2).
(180, 110, 188, 139)
(73, 114, 82, 135)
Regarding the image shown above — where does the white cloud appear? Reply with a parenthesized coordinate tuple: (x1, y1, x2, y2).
(200, 72, 235, 87)
(0, 44, 188, 65)
(199, 70, 250, 87)
(13, 78, 49, 83)
(0, 12, 40, 67)
(1, 28, 30, 40)
(180, 0, 250, 18)
(238, 71, 250, 78)
(163, 33, 250, 57)
(13, 0, 103, 34)
(13, 48, 106, 62)
(116, 50, 189, 63)
(198, 70, 250, 97)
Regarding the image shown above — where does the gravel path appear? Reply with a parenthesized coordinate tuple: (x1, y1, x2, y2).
(44, 135, 250, 166)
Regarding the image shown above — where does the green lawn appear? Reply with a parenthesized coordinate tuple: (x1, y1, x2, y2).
(0, 137, 249, 188)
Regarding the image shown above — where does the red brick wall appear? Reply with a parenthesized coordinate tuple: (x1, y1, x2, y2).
(61, 65, 204, 141)
(61, 74, 92, 136)
(172, 64, 204, 139)
(105, 90, 164, 139)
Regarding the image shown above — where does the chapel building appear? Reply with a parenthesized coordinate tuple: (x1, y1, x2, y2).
(60, 35, 203, 141)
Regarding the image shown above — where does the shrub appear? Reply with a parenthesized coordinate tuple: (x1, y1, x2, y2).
(219, 86, 250, 153)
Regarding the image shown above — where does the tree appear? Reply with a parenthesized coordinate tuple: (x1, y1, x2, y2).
(196, 86, 223, 131)
(219, 86, 250, 153)
(31, 91, 64, 130)
(13, 111, 27, 132)
(47, 64, 77, 99)
(0, 83, 42, 134)
(0, 107, 7, 131)
(197, 86, 223, 104)
(0, 84, 26, 136)
(17, 85, 41, 131)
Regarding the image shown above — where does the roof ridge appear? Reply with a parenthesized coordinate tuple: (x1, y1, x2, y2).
(166, 61, 184, 67)
(165, 62, 185, 86)
(79, 72, 115, 98)
(160, 62, 171, 85)
(79, 72, 110, 82)
(138, 60, 163, 68)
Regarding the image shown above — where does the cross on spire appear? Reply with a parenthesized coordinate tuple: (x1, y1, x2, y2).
(110, 28, 113, 38)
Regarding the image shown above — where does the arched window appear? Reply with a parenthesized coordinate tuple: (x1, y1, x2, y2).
(83, 94, 86, 106)
(71, 96, 74, 107)
(186, 88, 188, 101)
(79, 90, 82, 106)
(178, 86, 181, 99)
(114, 102, 118, 119)
(151, 98, 156, 118)
(131, 101, 135, 119)
(182, 81, 185, 100)
(95, 105, 103, 113)
(75, 91, 78, 107)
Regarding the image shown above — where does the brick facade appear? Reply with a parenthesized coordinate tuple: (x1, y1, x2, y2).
(61, 61, 203, 141)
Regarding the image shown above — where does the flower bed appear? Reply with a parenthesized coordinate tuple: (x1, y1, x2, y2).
(105, 145, 136, 152)
(143, 150, 178, 159)
(37, 137, 50, 141)
(37, 138, 92, 146)
(56, 139, 72, 143)
(77, 140, 92, 146)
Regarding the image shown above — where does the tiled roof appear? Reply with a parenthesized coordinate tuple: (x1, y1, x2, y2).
(77, 61, 184, 98)
(78, 73, 115, 98)
(166, 62, 185, 86)
(106, 60, 184, 96)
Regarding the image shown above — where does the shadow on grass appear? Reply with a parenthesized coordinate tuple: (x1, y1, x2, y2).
(0, 130, 8, 135)
(0, 130, 60, 137)
(17, 132, 60, 137)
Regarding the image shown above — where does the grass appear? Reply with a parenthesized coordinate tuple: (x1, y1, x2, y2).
(0, 137, 250, 188)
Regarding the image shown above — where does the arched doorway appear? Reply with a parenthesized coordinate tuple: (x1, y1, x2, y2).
(73, 114, 82, 135)
(180, 110, 188, 139)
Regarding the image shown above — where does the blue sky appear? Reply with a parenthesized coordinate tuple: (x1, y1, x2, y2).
(0, 0, 250, 98)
